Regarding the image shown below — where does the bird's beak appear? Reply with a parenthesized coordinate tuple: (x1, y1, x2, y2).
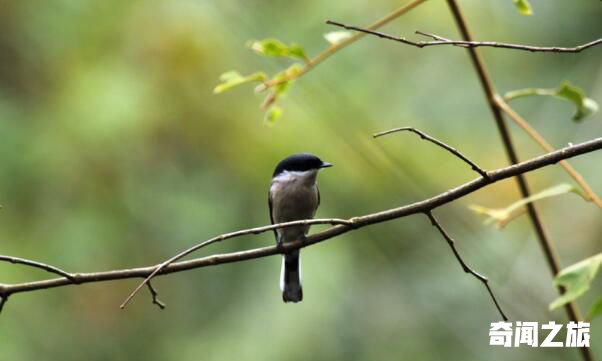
(320, 162, 333, 168)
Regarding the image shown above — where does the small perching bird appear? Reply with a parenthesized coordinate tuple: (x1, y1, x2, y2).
(268, 153, 333, 303)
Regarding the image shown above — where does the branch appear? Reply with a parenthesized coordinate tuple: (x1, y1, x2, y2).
(374, 127, 489, 179)
(128, 126, 487, 308)
(258, 0, 426, 90)
(444, 2, 593, 360)
(426, 211, 507, 321)
(494, 95, 602, 208)
(0, 138, 599, 315)
(146, 281, 166, 310)
(325, 20, 602, 53)
(120, 218, 351, 308)
(0, 255, 75, 281)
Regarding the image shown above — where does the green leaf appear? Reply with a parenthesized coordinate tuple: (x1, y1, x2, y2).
(264, 105, 283, 124)
(550, 253, 602, 310)
(469, 183, 583, 227)
(556, 82, 599, 121)
(213, 71, 267, 94)
(324, 31, 353, 45)
(271, 64, 303, 98)
(288, 43, 307, 60)
(504, 81, 599, 122)
(589, 298, 602, 320)
(512, 0, 533, 16)
(248, 39, 307, 61)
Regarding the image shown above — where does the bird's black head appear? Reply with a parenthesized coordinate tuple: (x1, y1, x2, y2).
(272, 153, 333, 177)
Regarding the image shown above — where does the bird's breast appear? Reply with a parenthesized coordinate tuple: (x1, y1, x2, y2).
(270, 177, 319, 242)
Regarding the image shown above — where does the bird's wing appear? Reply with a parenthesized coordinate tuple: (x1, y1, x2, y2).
(268, 189, 278, 241)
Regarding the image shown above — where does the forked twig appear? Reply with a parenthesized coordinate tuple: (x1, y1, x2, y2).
(146, 281, 166, 310)
(326, 20, 602, 53)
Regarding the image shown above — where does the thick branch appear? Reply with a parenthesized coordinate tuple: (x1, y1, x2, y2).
(120, 218, 351, 308)
(0, 138, 599, 305)
(325, 20, 602, 53)
(426, 211, 507, 320)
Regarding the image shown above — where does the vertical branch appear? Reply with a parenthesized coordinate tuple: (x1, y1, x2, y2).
(494, 95, 602, 208)
(444, 1, 592, 360)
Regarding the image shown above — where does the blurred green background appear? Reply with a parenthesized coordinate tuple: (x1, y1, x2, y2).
(0, 0, 600, 360)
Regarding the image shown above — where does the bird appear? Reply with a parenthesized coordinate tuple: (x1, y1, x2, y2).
(268, 153, 333, 303)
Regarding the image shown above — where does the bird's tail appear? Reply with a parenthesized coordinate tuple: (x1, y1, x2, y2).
(280, 251, 303, 303)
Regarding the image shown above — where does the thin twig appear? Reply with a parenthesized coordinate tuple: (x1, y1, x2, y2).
(120, 218, 352, 309)
(257, 0, 426, 91)
(0, 255, 75, 281)
(374, 127, 489, 179)
(146, 281, 166, 310)
(0, 138, 598, 313)
(426, 211, 507, 321)
(444, 1, 593, 360)
(494, 95, 602, 208)
(325, 20, 602, 53)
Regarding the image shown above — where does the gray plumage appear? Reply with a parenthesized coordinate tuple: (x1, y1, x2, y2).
(268, 154, 331, 303)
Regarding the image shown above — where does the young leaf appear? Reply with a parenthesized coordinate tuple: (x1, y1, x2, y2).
(549, 253, 602, 311)
(504, 81, 599, 122)
(288, 43, 307, 61)
(556, 82, 599, 121)
(264, 105, 283, 124)
(214, 71, 267, 94)
(589, 297, 602, 320)
(469, 183, 583, 228)
(324, 31, 353, 45)
(275, 64, 303, 94)
(248, 39, 307, 61)
(512, 0, 533, 16)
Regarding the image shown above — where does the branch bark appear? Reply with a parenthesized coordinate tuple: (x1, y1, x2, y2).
(0, 255, 75, 281)
(444, 1, 594, 360)
(494, 95, 602, 208)
(0, 137, 600, 313)
(325, 20, 602, 53)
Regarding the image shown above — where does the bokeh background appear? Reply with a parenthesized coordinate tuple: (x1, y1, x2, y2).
(0, 0, 600, 360)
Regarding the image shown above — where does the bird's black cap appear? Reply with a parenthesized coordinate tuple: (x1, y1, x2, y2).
(273, 153, 332, 177)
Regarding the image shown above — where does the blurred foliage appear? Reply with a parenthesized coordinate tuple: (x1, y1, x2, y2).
(215, 39, 307, 124)
(550, 253, 602, 320)
(505, 81, 599, 122)
(469, 183, 585, 228)
(513, 0, 533, 16)
(0, 0, 601, 360)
